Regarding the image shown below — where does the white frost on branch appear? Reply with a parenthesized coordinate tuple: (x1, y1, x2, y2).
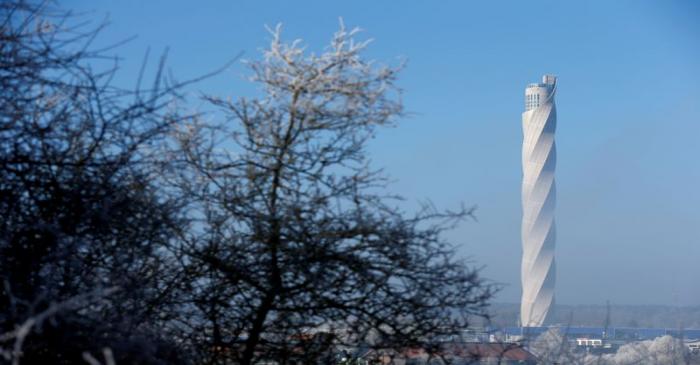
(529, 329, 692, 365)
(82, 348, 116, 365)
(0, 287, 118, 365)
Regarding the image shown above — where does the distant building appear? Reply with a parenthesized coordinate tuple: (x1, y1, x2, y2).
(576, 338, 602, 347)
(498, 326, 700, 346)
(521, 75, 558, 327)
(687, 340, 700, 354)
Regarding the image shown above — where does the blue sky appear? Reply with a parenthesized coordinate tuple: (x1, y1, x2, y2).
(67, 0, 700, 306)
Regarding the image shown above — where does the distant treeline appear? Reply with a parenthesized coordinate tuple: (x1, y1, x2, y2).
(486, 303, 700, 329)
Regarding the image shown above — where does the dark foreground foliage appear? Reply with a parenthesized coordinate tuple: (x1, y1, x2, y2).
(0, 2, 494, 364)
(0, 1, 190, 363)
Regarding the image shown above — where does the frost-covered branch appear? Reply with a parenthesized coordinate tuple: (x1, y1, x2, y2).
(82, 348, 116, 365)
(171, 20, 493, 365)
(0, 287, 118, 365)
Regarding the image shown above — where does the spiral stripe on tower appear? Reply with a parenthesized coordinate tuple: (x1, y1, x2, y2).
(521, 75, 557, 327)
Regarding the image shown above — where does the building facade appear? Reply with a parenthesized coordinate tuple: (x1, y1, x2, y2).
(520, 75, 557, 327)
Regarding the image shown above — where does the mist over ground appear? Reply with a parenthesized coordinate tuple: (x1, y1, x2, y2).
(486, 303, 700, 328)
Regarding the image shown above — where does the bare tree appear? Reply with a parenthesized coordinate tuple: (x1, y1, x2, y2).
(0, 1, 196, 363)
(172, 23, 494, 365)
(2, 2, 493, 363)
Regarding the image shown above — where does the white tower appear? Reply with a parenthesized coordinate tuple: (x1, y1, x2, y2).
(521, 75, 557, 327)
